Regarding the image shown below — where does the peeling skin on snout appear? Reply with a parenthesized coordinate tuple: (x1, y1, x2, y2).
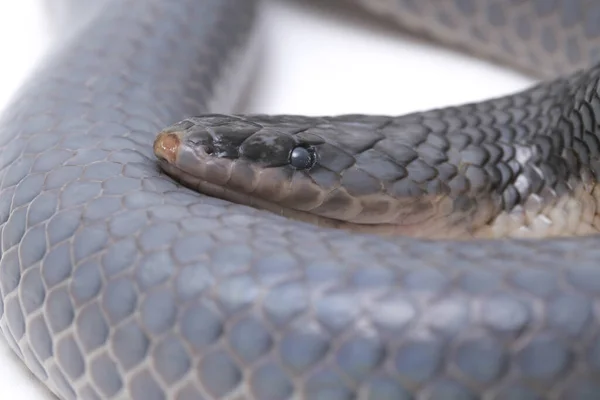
(154, 131, 181, 164)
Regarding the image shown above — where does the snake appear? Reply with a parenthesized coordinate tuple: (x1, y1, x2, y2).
(4, 0, 600, 399)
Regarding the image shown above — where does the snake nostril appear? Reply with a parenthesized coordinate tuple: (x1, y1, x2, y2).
(203, 145, 214, 155)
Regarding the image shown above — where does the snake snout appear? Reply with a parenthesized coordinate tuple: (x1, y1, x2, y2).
(154, 131, 181, 164)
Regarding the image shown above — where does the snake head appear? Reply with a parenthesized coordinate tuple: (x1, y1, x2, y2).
(153, 114, 340, 219)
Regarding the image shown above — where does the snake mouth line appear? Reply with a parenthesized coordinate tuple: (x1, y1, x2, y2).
(155, 158, 415, 235)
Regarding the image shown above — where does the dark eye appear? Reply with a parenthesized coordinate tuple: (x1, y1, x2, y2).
(289, 146, 316, 170)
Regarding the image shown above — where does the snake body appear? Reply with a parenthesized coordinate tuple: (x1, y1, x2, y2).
(3, 0, 600, 399)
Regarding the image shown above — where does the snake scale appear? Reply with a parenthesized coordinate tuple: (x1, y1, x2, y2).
(2, 0, 600, 399)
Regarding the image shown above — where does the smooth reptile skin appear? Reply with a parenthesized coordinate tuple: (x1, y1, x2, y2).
(3, 0, 600, 399)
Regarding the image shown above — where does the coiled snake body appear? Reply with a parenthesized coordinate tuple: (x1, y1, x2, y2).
(3, 0, 600, 399)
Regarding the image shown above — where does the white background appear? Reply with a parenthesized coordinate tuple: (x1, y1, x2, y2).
(0, 0, 532, 398)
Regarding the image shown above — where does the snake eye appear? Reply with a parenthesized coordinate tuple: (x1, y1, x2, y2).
(289, 146, 316, 170)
